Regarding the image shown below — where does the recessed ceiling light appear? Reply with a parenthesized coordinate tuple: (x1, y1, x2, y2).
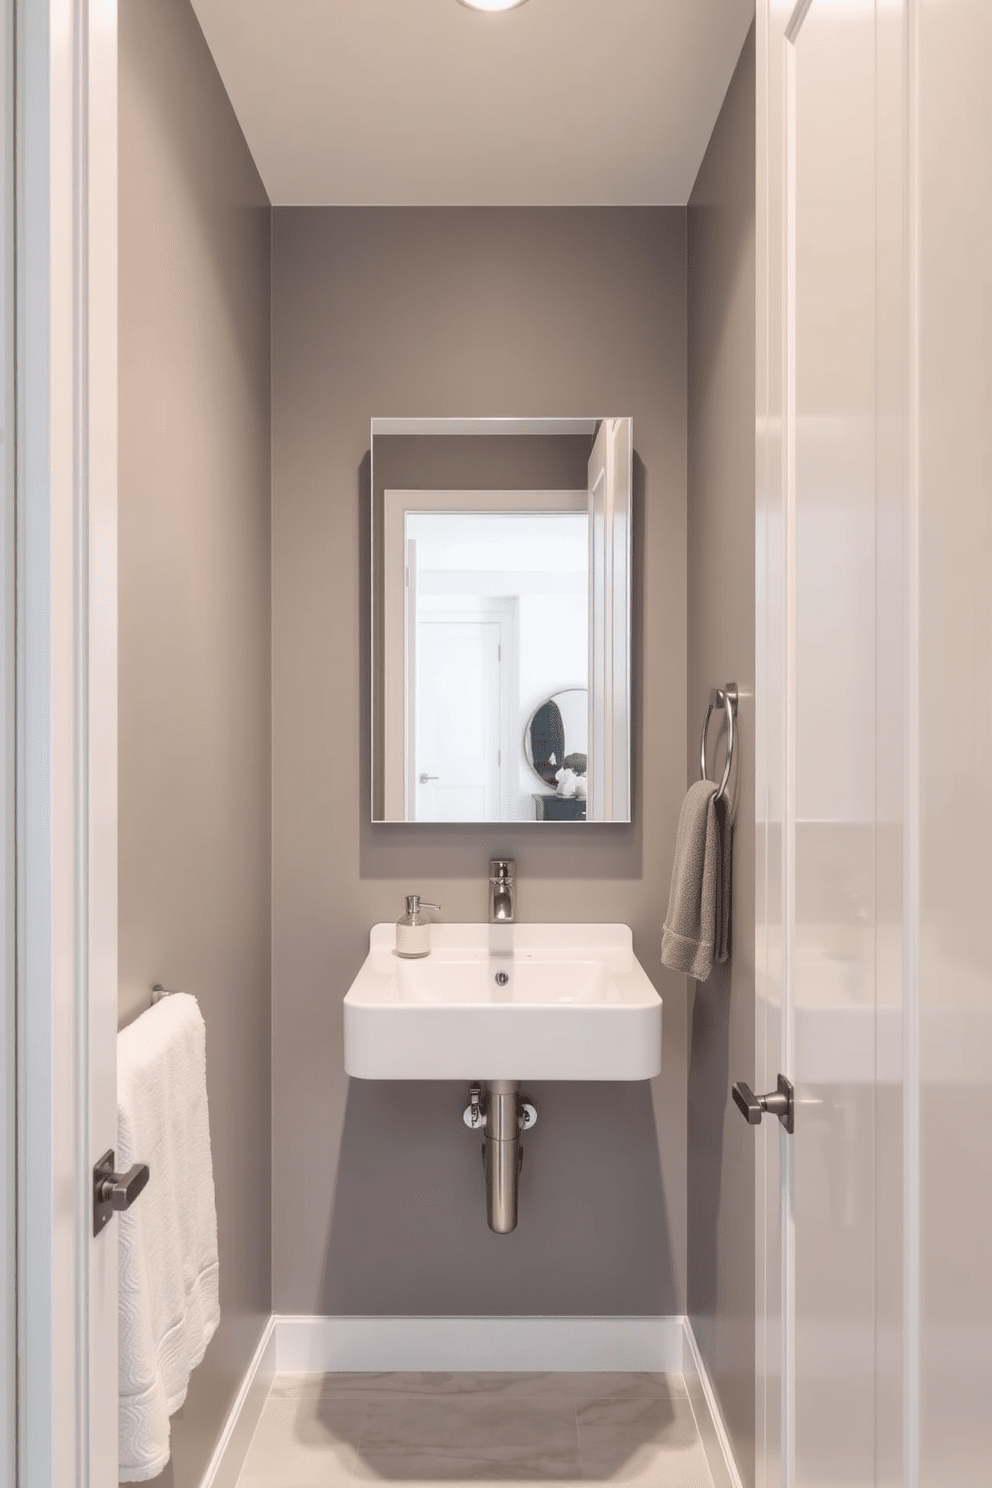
(457, 0, 530, 12)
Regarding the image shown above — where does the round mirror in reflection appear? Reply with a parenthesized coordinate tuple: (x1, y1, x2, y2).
(524, 687, 589, 788)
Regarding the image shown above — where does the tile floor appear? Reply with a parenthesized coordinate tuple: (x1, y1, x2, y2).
(235, 1371, 717, 1486)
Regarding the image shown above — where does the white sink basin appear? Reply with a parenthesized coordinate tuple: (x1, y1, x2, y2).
(343, 923, 662, 1081)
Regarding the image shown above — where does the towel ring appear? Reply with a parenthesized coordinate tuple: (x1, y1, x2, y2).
(700, 683, 738, 804)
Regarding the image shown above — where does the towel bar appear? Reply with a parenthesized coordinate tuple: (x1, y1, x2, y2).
(700, 683, 738, 805)
(150, 983, 179, 1004)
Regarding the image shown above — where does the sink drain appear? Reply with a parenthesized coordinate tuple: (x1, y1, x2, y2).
(494, 970, 509, 987)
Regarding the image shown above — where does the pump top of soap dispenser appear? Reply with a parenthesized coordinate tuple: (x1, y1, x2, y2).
(396, 894, 441, 959)
(404, 894, 440, 921)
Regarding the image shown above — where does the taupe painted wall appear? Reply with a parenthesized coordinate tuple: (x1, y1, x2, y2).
(271, 208, 689, 1315)
(686, 25, 757, 1488)
(118, 2, 271, 1483)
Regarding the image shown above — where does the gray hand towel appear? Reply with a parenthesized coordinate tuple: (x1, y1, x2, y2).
(661, 779, 733, 981)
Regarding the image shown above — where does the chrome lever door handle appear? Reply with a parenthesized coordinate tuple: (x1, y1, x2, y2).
(419, 773, 440, 783)
(732, 1074, 795, 1135)
(93, 1149, 150, 1236)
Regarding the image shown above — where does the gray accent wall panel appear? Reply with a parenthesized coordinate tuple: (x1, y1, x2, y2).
(271, 207, 689, 1316)
(118, 1, 271, 1483)
(687, 25, 757, 1488)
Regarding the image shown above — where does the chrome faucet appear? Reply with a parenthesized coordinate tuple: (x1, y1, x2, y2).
(488, 859, 515, 923)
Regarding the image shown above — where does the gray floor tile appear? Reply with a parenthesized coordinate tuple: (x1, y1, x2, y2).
(235, 1374, 714, 1488)
(354, 1394, 583, 1480)
(269, 1371, 380, 1400)
(238, 1393, 366, 1485)
(561, 1374, 687, 1402)
(353, 1445, 584, 1482)
(576, 1396, 713, 1485)
(270, 1370, 577, 1402)
(238, 1480, 358, 1488)
(268, 1371, 687, 1403)
(360, 1393, 580, 1454)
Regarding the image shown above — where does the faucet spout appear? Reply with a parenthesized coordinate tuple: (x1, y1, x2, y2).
(488, 858, 516, 924)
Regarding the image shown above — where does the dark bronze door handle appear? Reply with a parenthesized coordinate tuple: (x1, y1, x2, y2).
(93, 1149, 150, 1235)
(732, 1074, 795, 1135)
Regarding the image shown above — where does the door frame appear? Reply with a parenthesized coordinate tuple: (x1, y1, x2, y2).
(15, 1, 118, 1485)
(1, 3, 14, 1480)
(586, 416, 631, 824)
(754, 9, 790, 1482)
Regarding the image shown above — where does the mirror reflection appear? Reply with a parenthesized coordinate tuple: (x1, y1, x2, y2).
(524, 689, 589, 821)
(371, 418, 632, 824)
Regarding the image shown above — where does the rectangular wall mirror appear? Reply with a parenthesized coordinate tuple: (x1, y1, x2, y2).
(371, 417, 632, 824)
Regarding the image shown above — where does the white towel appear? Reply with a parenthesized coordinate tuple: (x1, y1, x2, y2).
(117, 993, 220, 1482)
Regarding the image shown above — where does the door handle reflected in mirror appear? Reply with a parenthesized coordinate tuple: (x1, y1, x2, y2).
(418, 773, 440, 784)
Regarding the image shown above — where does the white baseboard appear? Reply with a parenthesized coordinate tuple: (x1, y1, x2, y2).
(681, 1317, 745, 1488)
(274, 1313, 685, 1373)
(198, 1314, 743, 1488)
(198, 1316, 276, 1488)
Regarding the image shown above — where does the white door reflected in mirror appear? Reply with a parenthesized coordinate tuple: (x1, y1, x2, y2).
(371, 417, 632, 824)
(415, 612, 504, 822)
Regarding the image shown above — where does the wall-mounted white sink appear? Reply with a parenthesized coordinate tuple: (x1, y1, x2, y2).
(343, 923, 662, 1081)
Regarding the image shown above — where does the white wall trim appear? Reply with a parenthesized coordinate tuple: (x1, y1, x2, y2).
(372, 417, 599, 438)
(197, 1317, 277, 1488)
(274, 1313, 685, 1374)
(199, 1315, 745, 1488)
(681, 1318, 746, 1488)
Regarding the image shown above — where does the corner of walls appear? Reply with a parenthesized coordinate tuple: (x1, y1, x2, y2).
(269, 198, 278, 1413)
(118, 1, 272, 1483)
(685, 21, 757, 1488)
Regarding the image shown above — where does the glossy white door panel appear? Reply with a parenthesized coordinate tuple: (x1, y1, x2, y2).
(917, 1, 992, 1482)
(757, 2, 908, 1485)
(792, 6, 878, 1481)
(760, 0, 991, 1484)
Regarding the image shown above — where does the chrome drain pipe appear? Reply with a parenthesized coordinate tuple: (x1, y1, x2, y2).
(464, 1081, 537, 1234)
(483, 1081, 522, 1234)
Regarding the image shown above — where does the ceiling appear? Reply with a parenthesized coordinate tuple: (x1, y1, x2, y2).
(188, 0, 754, 206)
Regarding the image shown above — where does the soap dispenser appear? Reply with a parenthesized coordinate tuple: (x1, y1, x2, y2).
(395, 894, 440, 959)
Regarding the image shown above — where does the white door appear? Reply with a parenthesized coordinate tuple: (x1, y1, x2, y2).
(15, 2, 120, 1484)
(415, 616, 504, 822)
(788, 4, 882, 1480)
(756, 2, 906, 1484)
(913, 3, 992, 1484)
